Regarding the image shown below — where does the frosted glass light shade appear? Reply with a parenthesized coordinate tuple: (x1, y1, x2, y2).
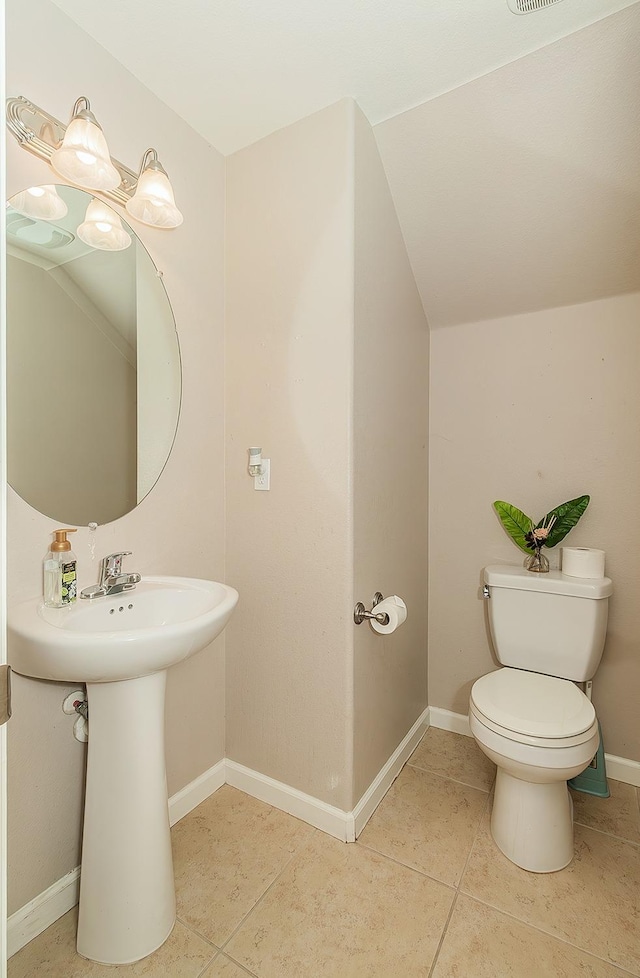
(9, 185, 68, 221)
(126, 163, 183, 228)
(51, 116, 121, 192)
(77, 199, 132, 251)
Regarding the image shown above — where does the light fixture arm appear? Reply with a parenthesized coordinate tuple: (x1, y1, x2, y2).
(6, 95, 139, 206)
(72, 96, 91, 117)
(138, 147, 170, 179)
(70, 95, 102, 130)
(140, 147, 158, 172)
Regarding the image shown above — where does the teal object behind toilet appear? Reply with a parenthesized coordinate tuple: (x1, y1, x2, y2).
(568, 720, 609, 798)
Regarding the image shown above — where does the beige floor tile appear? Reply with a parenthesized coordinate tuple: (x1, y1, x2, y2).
(172, 785, 315, 946)
(570, 779, 640, 845)
(225, 833, 454, 978)
(432, 895, 627, 978)
(203, 954, 257, 977)
(358, 765, 489, 885)
(462, 810, 640, 976)
(409, 727, 496, 791)
(8, 909, 215, 978)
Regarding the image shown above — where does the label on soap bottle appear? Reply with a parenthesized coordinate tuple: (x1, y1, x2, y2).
(61, 560, 77, 605)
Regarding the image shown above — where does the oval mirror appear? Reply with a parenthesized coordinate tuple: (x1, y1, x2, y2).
(6, 184, 181, 526)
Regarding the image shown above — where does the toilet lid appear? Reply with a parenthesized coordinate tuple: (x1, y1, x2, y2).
(470, 668, 595, 739)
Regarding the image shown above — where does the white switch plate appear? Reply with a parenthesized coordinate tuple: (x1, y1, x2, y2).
(254, 458, 270, 490)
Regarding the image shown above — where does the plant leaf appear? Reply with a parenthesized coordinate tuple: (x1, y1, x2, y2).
(536, 495, 590, 549)
(493, 501, 533, 554)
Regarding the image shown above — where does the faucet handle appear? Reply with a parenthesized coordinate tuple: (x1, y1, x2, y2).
(102, 552, 132, 576)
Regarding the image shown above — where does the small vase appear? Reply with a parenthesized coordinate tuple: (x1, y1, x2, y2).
(525, 548, 550, 573)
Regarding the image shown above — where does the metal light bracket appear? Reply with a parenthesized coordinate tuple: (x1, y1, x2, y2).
(6, 95, 140, 207)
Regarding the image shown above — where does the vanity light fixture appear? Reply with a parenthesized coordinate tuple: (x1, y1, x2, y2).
(6, 95, 184, 230)
(8, 184, 68, 221)
(50, 97, 121, 192)
(126, 149, 183, 229)
(77, 199, 132, 252)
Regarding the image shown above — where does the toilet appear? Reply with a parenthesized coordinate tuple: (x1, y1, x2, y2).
(469, 564, 612, 873)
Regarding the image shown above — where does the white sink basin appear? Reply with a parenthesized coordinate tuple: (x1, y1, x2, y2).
(8, 574, 238, 966)
(9, 575, 238, 683)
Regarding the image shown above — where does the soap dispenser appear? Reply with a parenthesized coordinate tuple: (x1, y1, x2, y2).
(44, 529, 78, 608)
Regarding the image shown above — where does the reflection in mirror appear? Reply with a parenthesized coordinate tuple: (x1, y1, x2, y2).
(6, 184, 181, 526)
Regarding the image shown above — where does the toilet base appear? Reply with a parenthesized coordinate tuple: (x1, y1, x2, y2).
(491, 768, 574, 873)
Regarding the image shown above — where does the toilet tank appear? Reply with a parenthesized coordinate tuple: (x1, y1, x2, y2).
(484, 565, 612, 681)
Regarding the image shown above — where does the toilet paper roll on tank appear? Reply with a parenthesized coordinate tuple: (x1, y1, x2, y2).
(561, 547, 606, 579)
(370, 595, 407, 635)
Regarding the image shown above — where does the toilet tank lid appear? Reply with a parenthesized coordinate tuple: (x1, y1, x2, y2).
(484, 565, 612, 599)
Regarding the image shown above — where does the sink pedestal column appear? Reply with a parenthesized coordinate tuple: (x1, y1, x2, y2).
(77, 671, 176, 964)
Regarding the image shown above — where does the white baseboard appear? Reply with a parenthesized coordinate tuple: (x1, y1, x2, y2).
(168, 759, 226, 826)
(429, 706, 640, 787)
(352, 706, 430, 837)
(12, 706, 638, 959)
(429, 706, 472, 737)
(8, 867, 80, 959)
(225, 759, 354, 841)
(8, 761, 226, 958)
(8, 710, 432, 956)
(225, 706, 431, 843)
(604, 753, 640, 787)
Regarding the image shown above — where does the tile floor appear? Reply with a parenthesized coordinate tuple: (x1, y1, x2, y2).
(10, 728, 640, 977)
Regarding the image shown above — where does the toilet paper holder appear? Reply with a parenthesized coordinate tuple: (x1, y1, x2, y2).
(354, 593, 390, 626)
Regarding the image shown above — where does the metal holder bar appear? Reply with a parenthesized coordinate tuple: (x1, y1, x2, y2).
(6, 95, 140, 206)
(353, 592, 389, 626)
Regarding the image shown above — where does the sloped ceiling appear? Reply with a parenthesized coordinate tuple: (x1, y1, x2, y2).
(50, 0, 637, 156)
(47, 0, 640, 327)
(375, 4, 640, 327)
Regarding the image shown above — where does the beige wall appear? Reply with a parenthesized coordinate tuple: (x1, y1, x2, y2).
(225, 101, 355, 811)
(226, 99, 429, 812)
(352, 106, 429, 801)
(8, 0, 637, 932)
(374, 5, 640, 328)
(428, 292, 640, 762)
(7, 0, 226, 912)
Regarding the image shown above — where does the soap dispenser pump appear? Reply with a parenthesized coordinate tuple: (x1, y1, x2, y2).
(44, 528, 78, 608)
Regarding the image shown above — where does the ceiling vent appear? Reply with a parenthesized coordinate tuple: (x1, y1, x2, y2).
(6, 213, 75, 249)
(507, 0, 565, 13)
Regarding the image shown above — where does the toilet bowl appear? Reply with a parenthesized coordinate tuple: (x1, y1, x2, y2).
(470, 667, 599, 873)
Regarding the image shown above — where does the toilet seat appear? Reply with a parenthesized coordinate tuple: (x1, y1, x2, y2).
(470, 700, 598, 750)
(470, 668, 596, 748)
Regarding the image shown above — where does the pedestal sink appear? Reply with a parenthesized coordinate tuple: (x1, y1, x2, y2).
(9, 576, 238, 965)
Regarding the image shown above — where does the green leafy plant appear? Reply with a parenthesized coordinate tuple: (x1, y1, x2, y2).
(493, 496, 590, 554)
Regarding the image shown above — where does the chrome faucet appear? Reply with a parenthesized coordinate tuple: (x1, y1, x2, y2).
(80, 551, 142, 600)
